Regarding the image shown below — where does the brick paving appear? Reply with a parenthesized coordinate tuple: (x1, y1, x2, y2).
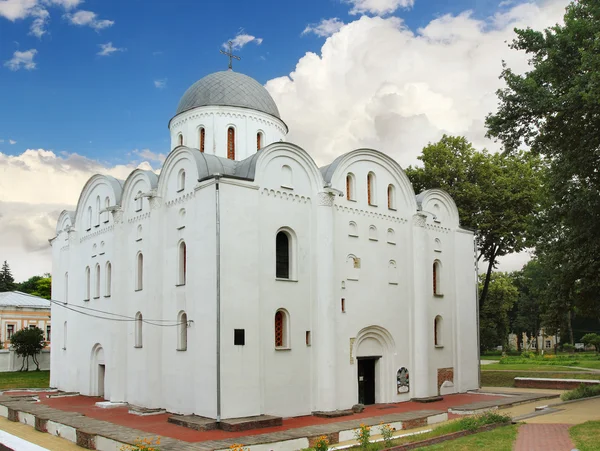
(514, 424, 575, 451)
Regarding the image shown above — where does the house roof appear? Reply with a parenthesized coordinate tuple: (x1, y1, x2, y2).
(0, 291, 51, 309)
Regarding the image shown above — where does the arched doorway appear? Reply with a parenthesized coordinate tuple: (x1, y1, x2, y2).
(354, 326, 396, 405)
(90, 344, 106, 399)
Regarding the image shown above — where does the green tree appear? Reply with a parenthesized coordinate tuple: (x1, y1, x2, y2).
(581, 334, 600, 354)
(9, 327, 46, 371)
(479, 272, 519, 351)
(17, 274, 52, 300)
(406, 135, 543, 309)
(486, 0, 600, 318)
(0, 261, 16, 292)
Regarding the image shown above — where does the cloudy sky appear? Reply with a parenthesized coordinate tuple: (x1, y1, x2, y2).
(0, 0, 568, 281)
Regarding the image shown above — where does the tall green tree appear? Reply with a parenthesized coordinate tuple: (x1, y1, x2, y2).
(486, 0, 600, 319)
(17, 274, 52, 300)
(479, 272, 519, 351)
(406, 135, 543, 308)
(0, 261, 16, 292)
(9, 326, 46, 371)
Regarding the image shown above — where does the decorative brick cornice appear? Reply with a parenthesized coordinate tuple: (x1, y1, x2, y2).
(80, 225, 114, 243)
(335, 205, 408, 224)
(127, 212, 151, 225)
(261, 188, 311, 204)
(166, 191, 195, 208)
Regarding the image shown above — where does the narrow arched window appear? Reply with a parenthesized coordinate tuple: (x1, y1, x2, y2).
(177, 169, 186, 192)
(434, 316, 443, 346)
(199, 128, 205, 153)
(433, 260, 441, 296)
(282, 165, 293, 188)
(94, 263, 100, 298)
(387, 184, 396, 210)
(95, 196, 101, 226)
(178, 134, 183, 146)
(104, 196, 110, 223)
(135, 191, 143, 212)
(64, 272, 68, 304)
(178, 311, 188, 351)
(227, 127, 235, 160)
(136, 253, 144, 291)
(178, 241, 187, 285)
(105, 262, 112, 296)
(257, 131, 263, 151)
(276, 231, 290, 279)
(85, 266, 90, 300)
(275, 309, 289, 348)
(87, 206, 92, 230)
(346, 173, 356, 201)
(63, 321, 67, 350)
(135, 312, 143, 348)
(367, 172, 377, 205)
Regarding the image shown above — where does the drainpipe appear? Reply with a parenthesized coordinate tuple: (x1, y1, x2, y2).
(474, 234, 481, 389)
(215, 174, 222, 423)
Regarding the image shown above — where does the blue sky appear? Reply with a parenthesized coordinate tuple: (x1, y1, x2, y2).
(1, 0, 511, 165)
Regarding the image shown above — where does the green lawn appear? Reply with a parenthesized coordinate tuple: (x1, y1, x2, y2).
(570, 421, 600, 451)
(570, 361, 600, 370)
(420, 424, 519, 451)
(481, 363, 585, 371)
(0, 371, 50, 390)
(481, 371, 600, 387)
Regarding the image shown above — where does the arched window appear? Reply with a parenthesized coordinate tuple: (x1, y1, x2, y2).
(95, 196, 101, 226)
(434, 316, 443, 346)
(136, 253, 144, 291)
(177, 169, 186, 192)
(387, 184, 396, 210)
(178, 241, 187, 285)
(434, 238, 442, 252)
(281, 165, 293, 188)
(64, 272, 68, 304)
(63, 321, 67, 350)
(348, 221, 358, 237)
(135, 191, 143, 212)
(199, 127, 205, 153)
(367, 172, 376, 206)
(368, 225, 378, 241)
(346, 173, 356, 201)
(177, 311, 188, 351)
(387, 228, 396, 244)
(85, 266, 90, 300)
(104, 196, 110, 223)
(94, 263, 100, 298)
(105, 262, 112, 296)
(87, 206, 92, 230)
(257, 131, 263, 151)
(433, 260, 442, 296)
(388, 260, 398, 285)
(275, 230, 293, 279)
(227, 127, 235, 160)
(178, 134, 183, 146)
(135, 312, 143, 348)
(274, 309, 289, 348)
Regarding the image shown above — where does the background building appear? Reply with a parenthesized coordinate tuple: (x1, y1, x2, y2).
(0, 291, 51, 349)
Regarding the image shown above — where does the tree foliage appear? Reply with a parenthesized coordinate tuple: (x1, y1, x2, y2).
(17, 274, 52, 300)
(486, 0, 600, 319)
(406, 135, 544, 308)
(581, 333, 600, 354)
(0, 261, 16, 292)
(10, 327, 46, 371)
(479, 272, 519, 351)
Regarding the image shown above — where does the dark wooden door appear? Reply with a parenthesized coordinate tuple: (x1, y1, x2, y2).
(357, 358, 376, 405)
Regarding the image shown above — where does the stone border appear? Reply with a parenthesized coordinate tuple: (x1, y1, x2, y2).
(514, 377, 600, 390)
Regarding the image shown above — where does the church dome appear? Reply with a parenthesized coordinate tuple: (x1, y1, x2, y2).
(175, 71, 281, 119)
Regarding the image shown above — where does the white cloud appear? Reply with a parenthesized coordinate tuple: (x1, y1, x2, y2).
(302, 18, 345, 37)
(225, 31, 263, 50)
(4, 49, 37, 71)
(97, 42, 125, 57)
(29, 6, 49, 37)
(0, 0, 38, 20)
(133, 148, 166, 164)
(266, 0, 569, 168)
(344, 0, 414, 16)
(0, 149, 156, 281)
(46, 0, 82, 8)
(9, 140, 17, 144)
(154, 79, 167, 89)
(0, 0, 84, 38)
(64, 9, 114, 30)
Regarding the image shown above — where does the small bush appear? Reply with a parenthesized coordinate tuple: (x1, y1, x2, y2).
(561, 384, 600, 401)
(120, 437, 161, 451)
(454, 411, 511, 432)
(354, 424, 371, 450)
(313, 435, 329, 451)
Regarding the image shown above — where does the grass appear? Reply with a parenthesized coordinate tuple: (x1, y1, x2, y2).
(571, 361, 600, 369)
(418, 424, 519, 451)
(481, 363, 585, 371)
(570, 421, 600, 451)
(561, 384, 600, 401)
(481, 371, 600, 387)
(0, 370, 50, 390)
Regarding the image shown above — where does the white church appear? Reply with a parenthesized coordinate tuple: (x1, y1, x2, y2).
(50, 66, 479, 420)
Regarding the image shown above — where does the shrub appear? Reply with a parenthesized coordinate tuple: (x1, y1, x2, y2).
(354, 424, 371, 450)
(379, 423, 395, 448)
(120, 437, 161, 451)
(561, 384, 600, 401)
(313, 436, 329, 451)
(454, 411, 511, 432)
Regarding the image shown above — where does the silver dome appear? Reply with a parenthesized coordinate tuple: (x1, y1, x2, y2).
(175, 71, 281, 119)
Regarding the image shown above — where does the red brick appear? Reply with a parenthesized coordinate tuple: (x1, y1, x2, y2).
(514, 424, 575, 451)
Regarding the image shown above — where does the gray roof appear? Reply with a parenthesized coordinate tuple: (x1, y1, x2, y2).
(175, 71, 281, 119)
(0, 291, 51, 309)
(182, 146, 260, 181)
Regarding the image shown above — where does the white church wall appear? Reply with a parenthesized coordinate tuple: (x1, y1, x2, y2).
(169, 106, 286, 160)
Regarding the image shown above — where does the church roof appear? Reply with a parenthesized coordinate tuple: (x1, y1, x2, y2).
(0, 291, 51, 309)
(175, 71, 281, 119)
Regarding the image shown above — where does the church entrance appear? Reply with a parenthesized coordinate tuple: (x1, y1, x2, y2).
(98, 364, 105, 398)
(357, 357, 378, 405)
(91, 344, 107, 399)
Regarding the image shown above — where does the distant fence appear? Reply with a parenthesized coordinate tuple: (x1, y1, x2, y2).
(0, 349, 50, 372)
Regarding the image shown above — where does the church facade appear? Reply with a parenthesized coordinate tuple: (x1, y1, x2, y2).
(50, 70, 479, 420)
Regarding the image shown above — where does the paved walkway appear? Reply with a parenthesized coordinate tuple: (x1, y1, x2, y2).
(514, 424, 575, 451)
(0, 416, 84, 450)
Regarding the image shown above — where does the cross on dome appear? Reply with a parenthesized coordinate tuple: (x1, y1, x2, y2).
(220, 41, 241, 70)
